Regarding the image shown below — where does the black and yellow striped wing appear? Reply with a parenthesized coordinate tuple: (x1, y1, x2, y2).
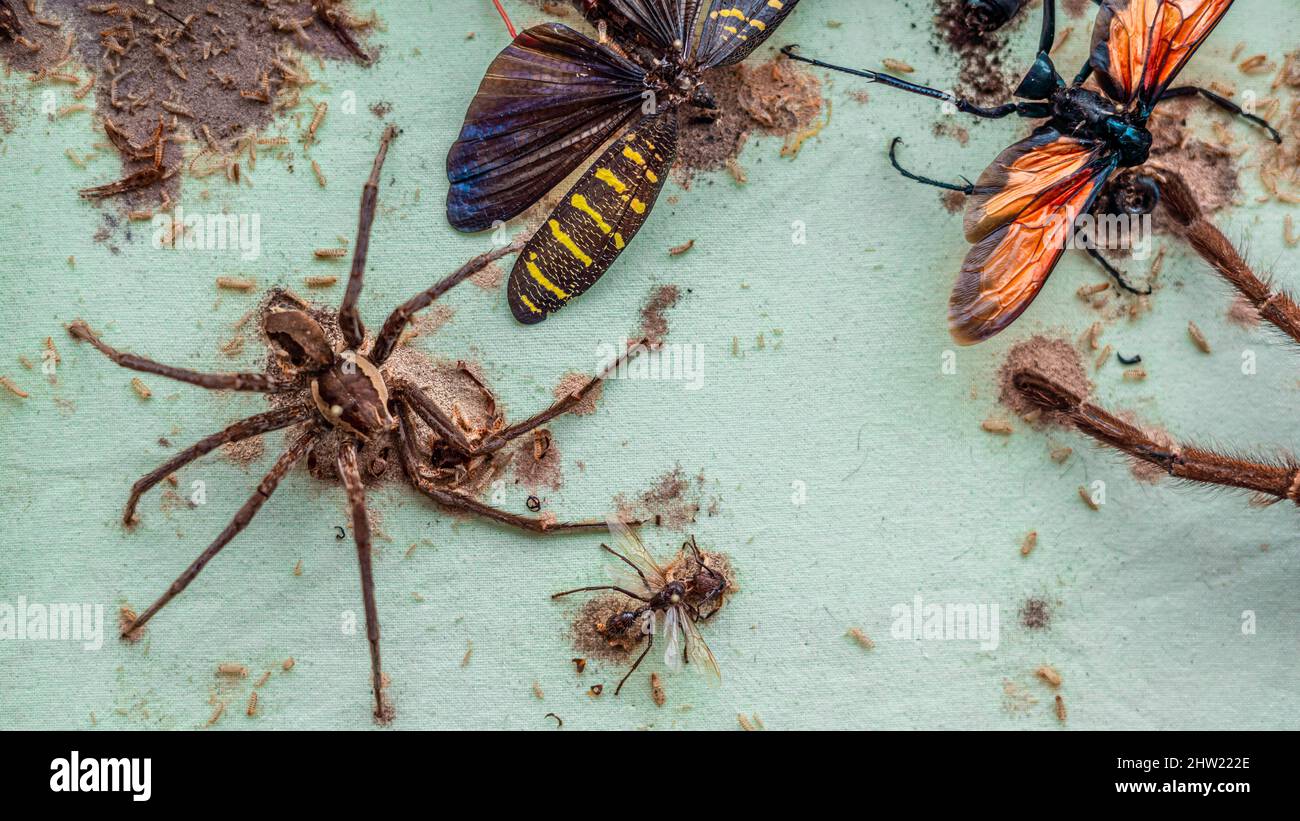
(508, 110, 678, 325)
(696, 0, 803, 68)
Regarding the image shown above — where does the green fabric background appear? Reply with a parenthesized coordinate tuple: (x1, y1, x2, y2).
(0, 1, 1296, 730)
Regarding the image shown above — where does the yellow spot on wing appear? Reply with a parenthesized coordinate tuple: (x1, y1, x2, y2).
(630, 198, 646, 215)
(622, 145, 646, 166)
(548, 219, 593, 267)
(525, 253, 570, 300)
(595, 168, 628, 194)
(646, 170, 659, 184)
(518, 293, 542, 315)
(571, 194, 611, 234)
(614, 233, 625, 249)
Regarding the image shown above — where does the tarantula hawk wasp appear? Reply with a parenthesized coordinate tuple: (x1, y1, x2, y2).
(67, 126, 652, 722)
(553, 517, 729, 695)
(785, 0, 1283, 344)
(447, 0, 803, 324)
(1013, 169, 1300, 508)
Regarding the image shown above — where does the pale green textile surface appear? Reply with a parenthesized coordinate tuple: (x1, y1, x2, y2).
(0, 1, 1296, 730)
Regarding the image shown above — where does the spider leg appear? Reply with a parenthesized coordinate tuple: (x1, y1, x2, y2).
(124, 404, 316, 525)
(614, 632, 652, 697)
(551, 585, 650, 601)
(1158, 86, 1283, 144)
(337, 438, 391, 724)
(391, 386, 475, 455)
(122, 428, 318, 639)
(1159, 171, 1300, 347)
(337, 125, 398, 351)
(477, 338, 651, 454)
(394, 405, 606, 533)
(68, 320, 293, 393)
(369, 239, 526, 366)
(1012, 369, 1300, 504)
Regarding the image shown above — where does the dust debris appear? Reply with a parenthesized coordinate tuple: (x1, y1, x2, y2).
(737, 712, 765, 731)
(1002, 679, 1039, 714)
(674, 56, 823, 185)
(1187, 321, 1211, 353)
(217, 663, 248, 678)
(615, 464, 709, 531)
(998, 336, 1091, 427)
(460, 640, 473, 668)
(933, 0, 1029, 108)
(1055, 694, 1068, 723)
(1036, 665, 1063, 688)
(305, 275, 338, 288)
(639, 284, 680, 347)
(588, 684, 603, 697)
(246, 691, 258, 717)
(845, 626, 874, 650)
(314, 247, 348, 259)
(572, 658, 586, 675)
(118, 605, 140, 642)
(1122, 367, 1147, 382)
(222, 435, 265, 469)
(650, 672, 666, 707)
(282, 657, 295, 672)
(941, 189, 967, 213)
(469, 260, 505, 290)
(1020, 597, 1053, 630)
(130, 377, 151, 399)
(1020, 531, 1038, 557)
(668, 239, 695, 256)
(531, 681, 544, 700)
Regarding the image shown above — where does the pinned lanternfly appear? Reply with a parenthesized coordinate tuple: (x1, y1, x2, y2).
(554, 517, 730, 695)
(785, 0, 1283, 344)
(447, 0, 803, 324)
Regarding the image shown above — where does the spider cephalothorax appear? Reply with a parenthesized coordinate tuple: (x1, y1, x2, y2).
(68, 126, 651, 723)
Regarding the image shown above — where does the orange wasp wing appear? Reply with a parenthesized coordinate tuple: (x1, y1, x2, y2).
(952, 130, 1119, 345)
(1089, 0, 1235, 110)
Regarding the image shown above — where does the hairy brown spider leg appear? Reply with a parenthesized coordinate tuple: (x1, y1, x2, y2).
(615, 632, 653, 697)
(122, 428, 320, 639)
(476, 338, 651, 454)
(393, 402, 607, 533)
(368, 239, 527, 367)
(337, 124, 398, 351)
(67, 320, 295, 393)
(123, 404, 317, 525)
(1013, 369, 1300, 505)
(337, 439, 390, 722)
(390, 381, 476, 455)
(1159, 171, 1300, 346)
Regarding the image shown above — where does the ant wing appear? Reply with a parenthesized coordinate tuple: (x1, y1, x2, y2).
(680, 606, 721, 683)
(662, 606, 684, 673)
(606, 515, 669, 589)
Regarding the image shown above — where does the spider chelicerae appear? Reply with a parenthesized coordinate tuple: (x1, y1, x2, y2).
(67, 126, 650, 722)
(1010, 170, 1300, 507)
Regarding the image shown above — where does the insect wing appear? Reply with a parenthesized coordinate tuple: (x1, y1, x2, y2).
(1089, 0, 1234, 109)
(602, 1, 704, 56)
(662, 605, 684, 672)
(681, 607, 721, 683)
(951, 157, 1118, 345)
(964, 128, 1106, 244)
(605, 515, 669, 589)
(446, 23, 648, 232)
(696, 0, 802, 68)
(508, 110, 678, 323)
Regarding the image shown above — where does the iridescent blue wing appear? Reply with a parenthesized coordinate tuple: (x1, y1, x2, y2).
(604, 0, 704, 55)
(446, 23, 648, 233)
(695, 0, 802, 69)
